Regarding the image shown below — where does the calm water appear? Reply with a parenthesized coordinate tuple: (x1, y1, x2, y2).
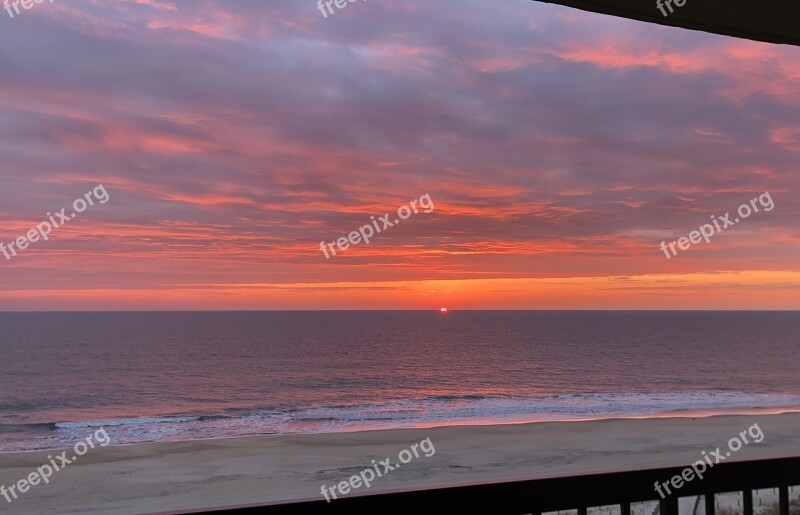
(1, 311, 798, 451)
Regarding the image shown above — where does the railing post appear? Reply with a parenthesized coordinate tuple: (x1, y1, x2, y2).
(660, 496, 678, 515)
(705, 493, 715, 515)
(743, 489, 753, 515)
(779, 485, 789, 515)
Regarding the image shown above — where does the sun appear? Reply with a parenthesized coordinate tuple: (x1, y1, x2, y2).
(440, 307, 448, 312)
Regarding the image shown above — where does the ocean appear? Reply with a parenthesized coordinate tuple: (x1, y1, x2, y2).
(1, 311, 798, 452)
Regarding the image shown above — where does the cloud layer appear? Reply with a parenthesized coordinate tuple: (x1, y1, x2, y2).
(0, 0, 798, 309)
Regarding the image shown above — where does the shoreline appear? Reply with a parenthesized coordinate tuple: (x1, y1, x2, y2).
(4, 405, 800, 455)
(0, 413, 798, 514)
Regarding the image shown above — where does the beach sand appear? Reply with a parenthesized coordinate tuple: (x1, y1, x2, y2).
(1, 413, 799, 514)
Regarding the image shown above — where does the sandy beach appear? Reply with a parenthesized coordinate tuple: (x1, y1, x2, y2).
(1, 413, 798, 514)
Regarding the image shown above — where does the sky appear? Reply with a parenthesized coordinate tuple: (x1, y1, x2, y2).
(0, 0, 798, 310)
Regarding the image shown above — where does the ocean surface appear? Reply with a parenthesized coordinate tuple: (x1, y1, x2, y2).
(1, 311, 798, 452)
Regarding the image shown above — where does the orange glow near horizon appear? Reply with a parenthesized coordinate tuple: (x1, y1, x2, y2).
(2, 271, 800, 311)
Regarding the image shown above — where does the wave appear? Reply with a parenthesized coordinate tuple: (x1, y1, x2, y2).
(291, 391, 800, 425)
(37, 392, 800, 431)
(4, 391, 799, 452)
(0, 422, 58, 433)
(55, 416, 201, 429)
